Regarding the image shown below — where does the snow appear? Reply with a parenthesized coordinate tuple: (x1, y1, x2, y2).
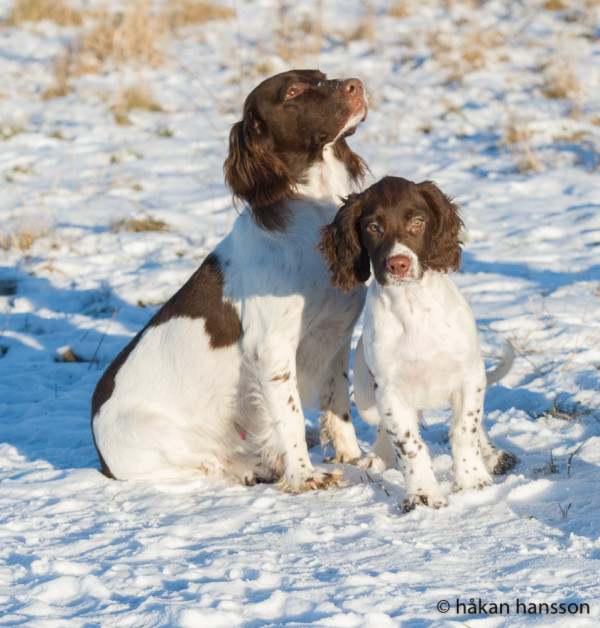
(1, 0, 599, 625)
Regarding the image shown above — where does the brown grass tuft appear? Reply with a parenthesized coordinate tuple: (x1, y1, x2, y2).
(273, 2, 323, 62)
(113, 83, 164, 124)
(542, 0, 568, 10)
(43, 1, 237, 98)
(74, 2, 167, 72)
(503, 112, 543, 173)
(42, 53, 72, 99)
(0, 219, 54, 251)
(541, 56, 581, 100)
(428, 24, 504, 84)
(4, 0, 83, 26)
(167, 0, 236, 30)
(111, 217, 169, 233)
(388, 0, 411, 18)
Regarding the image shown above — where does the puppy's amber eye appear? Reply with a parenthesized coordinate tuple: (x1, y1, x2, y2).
(366, 223, 381, 234)
(411, 218, 424, 229)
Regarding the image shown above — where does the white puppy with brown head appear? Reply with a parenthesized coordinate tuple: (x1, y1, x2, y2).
(320, 176, 517, 512)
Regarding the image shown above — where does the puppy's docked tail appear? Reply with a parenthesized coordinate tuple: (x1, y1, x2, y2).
(486, 341, 515, 387)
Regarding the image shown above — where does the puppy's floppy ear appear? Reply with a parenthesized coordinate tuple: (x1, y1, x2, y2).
(418, 180, 464, 273)
(318, 193, 371, 292)
(223, 114, 295, 232)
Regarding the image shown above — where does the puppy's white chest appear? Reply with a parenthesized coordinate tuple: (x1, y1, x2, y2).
(363, 275, 475, 407)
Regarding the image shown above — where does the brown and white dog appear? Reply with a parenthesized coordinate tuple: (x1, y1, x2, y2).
(320, 176, 517, 511)
(91, 70, 368, 492)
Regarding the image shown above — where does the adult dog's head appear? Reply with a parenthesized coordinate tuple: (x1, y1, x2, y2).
(224, 69, 368, 231)
(319, 176, 463, 292)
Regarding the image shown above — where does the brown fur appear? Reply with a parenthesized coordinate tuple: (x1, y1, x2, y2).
(320, 176, 463, 290)
(223, 69, 367, 233)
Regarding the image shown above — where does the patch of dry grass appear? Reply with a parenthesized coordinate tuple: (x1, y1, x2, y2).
(273, 1, 323, 62)
(166, 0, 236, 30)
(111, 217, 169, 233)
(532, 395, 599, 423)
(1, 125, 26, 140)
(4, 0, 83, 26)
(42, 53, 71, 99)
(388, 0, 411, 18)
(42, 0, 237, 98)
(503, 112, 543, 173)
(74, 2, 167, 72)
(113, 83, 164, 125)
(428, 24, 505, 84)
(0, 219, 54, 251)
(542, 0, 569, 10)
(541, 55, 581, 100)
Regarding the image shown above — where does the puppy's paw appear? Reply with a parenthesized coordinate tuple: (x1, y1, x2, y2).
(402, 492, 447, 513)
(455, 468, 493, 491)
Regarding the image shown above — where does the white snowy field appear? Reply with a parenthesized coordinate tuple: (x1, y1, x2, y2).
(1, 0, 599, 625)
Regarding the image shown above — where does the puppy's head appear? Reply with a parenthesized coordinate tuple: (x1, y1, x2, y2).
(319, 176, 463, 291)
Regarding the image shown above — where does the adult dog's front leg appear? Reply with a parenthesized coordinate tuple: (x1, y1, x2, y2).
(249, 337, 342, 493)
(319, 343, 362, 463)
(376, 386, 446, 512)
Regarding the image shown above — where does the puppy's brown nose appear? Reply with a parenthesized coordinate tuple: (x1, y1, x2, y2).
(386, 255, 411, 277)
(339, 78, 363, 95)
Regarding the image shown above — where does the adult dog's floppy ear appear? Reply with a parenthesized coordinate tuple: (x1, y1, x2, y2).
(223, 114, 295, 232)
(318, 193, 371, 292)
(417, 180, 464, 273)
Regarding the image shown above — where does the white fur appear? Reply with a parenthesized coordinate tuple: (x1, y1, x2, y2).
(93, 146, 365, 491)
(354, 268, 508, 510)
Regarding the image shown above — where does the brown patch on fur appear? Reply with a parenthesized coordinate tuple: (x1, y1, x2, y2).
(271, 372, 291, 382)
(91, 253, 241, 476)
(149, 253, 241, 348)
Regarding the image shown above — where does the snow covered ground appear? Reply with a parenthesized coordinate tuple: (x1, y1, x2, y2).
(1, 0, 599, 625)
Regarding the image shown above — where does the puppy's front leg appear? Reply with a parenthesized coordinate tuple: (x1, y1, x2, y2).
(450, 381, 493, 491)
(376, 386, 446, 512)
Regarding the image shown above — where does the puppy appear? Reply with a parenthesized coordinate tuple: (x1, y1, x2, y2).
(320, 176, 517, 511)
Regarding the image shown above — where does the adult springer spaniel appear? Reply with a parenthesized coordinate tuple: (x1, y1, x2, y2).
(319, 176, 517, 511)
(91, 70, 368, 491)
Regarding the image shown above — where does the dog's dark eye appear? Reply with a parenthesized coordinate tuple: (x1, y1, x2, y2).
(284, 86, 302, 99)
(411, 218, 424, 229)
(366, 223, 381, 234)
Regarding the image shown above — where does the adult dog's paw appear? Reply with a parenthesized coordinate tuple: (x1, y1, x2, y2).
(355, 452, 389, 472)
(276, 468, 344, 493)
